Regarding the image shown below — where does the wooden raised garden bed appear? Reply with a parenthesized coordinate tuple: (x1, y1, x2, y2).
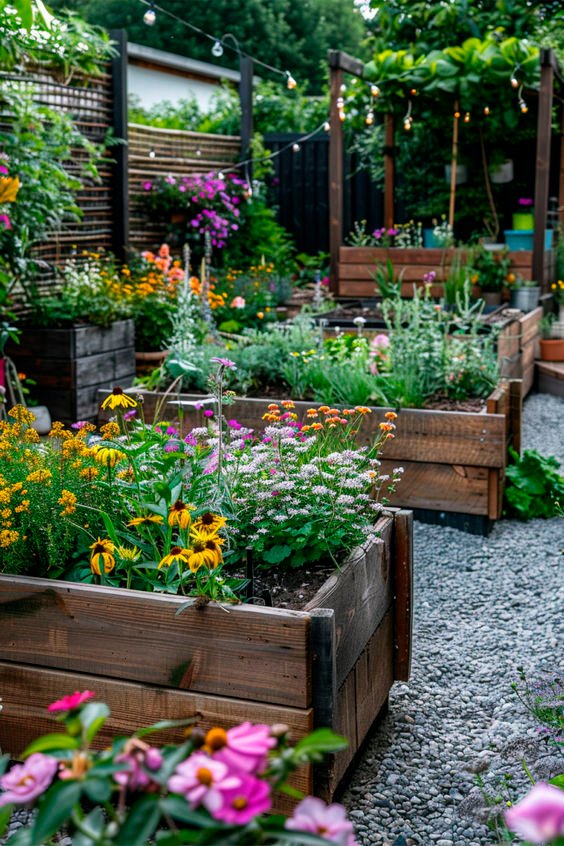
(496, 306, 543, 398)
(8, 320, 136, 424)
(338, 247, 554, 298)
(100, 380, 521, 533)
(0, 510, 412, 805)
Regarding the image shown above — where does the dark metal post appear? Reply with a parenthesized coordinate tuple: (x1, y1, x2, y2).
(110, 29, 129, 261)
(329, 54, 344, 295)
(239, 56, 254, 182)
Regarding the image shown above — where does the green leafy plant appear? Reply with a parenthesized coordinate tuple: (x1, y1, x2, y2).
(504, 448, 564, 520)
(470, 245, 511, 293)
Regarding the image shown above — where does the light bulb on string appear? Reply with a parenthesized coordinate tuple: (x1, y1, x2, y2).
(483, 105, 491, 116)
(292, 143, 301, 153)
(323, 121, 330, 132)
(143, 4, 156, 25)
(195, 149, 201, 157)
(336, 96, 344, 108)
(339, 110, 346, 122)
(211, 39, 223, 57)
(464, 112, 470, 123)
(519, 98, 528, 114)
(148, 149, 156, 159)
(402, 99, 413, 131)
(218, 171, 224, 180)
(340, 83, 347, 93)
(510, 76, 519, 89)
(370, 84, 380, 98)
(454, 110, 461, 119)
(285, 72, 297, 90)
(365, 110, 375, 126)
(410, 88, 418, 96)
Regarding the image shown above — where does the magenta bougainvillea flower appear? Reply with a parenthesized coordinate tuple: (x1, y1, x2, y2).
(505, 782, 564, 844)
(0, 754, 59, 807)
(47, 690, 95, 712)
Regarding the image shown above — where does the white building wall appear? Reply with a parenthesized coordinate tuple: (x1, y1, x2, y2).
(128, 65, 223, 110)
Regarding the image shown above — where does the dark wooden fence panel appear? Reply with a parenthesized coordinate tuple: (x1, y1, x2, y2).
(264, 133, 384, 256)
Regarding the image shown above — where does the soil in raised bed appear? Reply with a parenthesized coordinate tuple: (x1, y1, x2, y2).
(231, 561, 336, 611)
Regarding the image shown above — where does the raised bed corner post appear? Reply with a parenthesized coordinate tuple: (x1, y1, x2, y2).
(110, 29, 129, 262)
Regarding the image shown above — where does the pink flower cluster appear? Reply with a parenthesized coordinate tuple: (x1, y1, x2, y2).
(505, 782, 564, 844)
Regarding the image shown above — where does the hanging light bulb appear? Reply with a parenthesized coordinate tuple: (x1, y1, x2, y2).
(286, 72, 297, 90)
(148, 149, 156, 159)
(370, 84, 380, 98)
(365, 110, 375, 126)
(454, 110, 461, 119)
(218, 171, 224, 179)
(292, 143, 301, 153)
(340, 83, 347, 93)
(143, 4, 156, 25)
(410, 88, 418, 96)
(464, 111, 470, 123)
(211, 39, 224, 57)
(483, 105, 491, 116)
(510, 76, 519, 89)
(336, 96, 344, 108)
(403, 118, 412, 131)
(519, 98, 528, 114)
(323, 121, 331, 132)
(339, 110, 346, 122)
(195, 149, 202, 157)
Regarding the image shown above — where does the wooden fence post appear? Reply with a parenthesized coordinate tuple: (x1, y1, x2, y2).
(384, 113, 395, 230)
(328, 53, 344, 295)
(239, 56, 254, 182)
(110, 29, 129, 261)
(533, 49, 555, 287)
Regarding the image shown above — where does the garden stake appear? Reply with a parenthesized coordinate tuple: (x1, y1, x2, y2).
(245, 545, 255, 602)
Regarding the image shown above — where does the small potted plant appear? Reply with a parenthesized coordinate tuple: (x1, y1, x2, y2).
(470, 245, 511, 307)
(507, 274, 540, 312)
(539, 314, 564, 362)
(549, 278, 564, 328)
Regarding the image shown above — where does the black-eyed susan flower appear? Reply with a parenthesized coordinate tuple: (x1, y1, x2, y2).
(158, 546, 190, 569)
(100, 387, 137, 411)
(116, 545, 141, 562)
(90, 538, 115, 575)
(192, 512, 226, 536)
(185, 539, 221, 572)
(127, 514, 164, 527)
(167, 500, 193, 530)
(94, 445, 125, 467)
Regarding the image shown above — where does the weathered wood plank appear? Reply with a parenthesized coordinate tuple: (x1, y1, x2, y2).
(520, 307, 543, 346)
(309, 609, 337, 729)
(392, 509, 413, 681)
(380, 459, 490, 514)
(354, 610, 394, 748)
(0, 578, 312, 708)
(0, 663, 313, 806)
(305, 517, 393, 687)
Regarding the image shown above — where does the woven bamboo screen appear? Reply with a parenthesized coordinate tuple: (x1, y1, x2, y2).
(128, 123, 241, 251)
(0, 66, 115, 292)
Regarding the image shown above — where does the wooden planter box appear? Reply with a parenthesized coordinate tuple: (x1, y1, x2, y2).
(8, 320, 136, 423)
(100, 381, 521, 531)
(0, 510, 412, 804)
(338, 247, 554, 298)
(496, 307, 543, 398)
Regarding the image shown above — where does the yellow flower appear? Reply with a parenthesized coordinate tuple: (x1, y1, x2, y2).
(0, 529, 19, 548)
(116, 545, 141, 561)
(48, 421, 66, 438)
(15, 499, 30, 513)
(89, 538, 115, 575)
(94, 446, 125, 468)
(58, 489, 77, 516)
(128, 514, 164, 527)
(0, 175, 20, 203)
(185, 537, 222, 572)
(26, 469, 52, 484)
(8, 405, 35, 426)
(0, 490, 11, 505)
(1, 508, 11, 519)
(192, 512, 226, 536)
(100, 387, 137, 411)
(100, 422, 120, 440)
(158, 546, 190, 569)
(80, 467, 99, 481)
(167, 500, 193, 530)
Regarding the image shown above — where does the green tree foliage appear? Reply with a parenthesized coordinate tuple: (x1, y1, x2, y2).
(46, 0, 367, 93)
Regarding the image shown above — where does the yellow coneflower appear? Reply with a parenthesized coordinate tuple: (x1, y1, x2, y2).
(94, 445, 125, 468)
(167, 500, 193, 530)
(185, 539, 221, 573)
(192, 512, 226, 536)
(100, 387, 137, 411)
(128, 514, 164, 527)
(89, 538, 115, 575)
(158, 546, 190, 569)
(116, 545, 141, 561)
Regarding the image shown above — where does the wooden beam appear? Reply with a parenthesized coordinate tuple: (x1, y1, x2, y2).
(559, 107, 564, 230)
(384, 113, 395, 229)
(328, 49, 364, 78)
(329, 63, 344, 294)
(239, 56, 253, 181)
(109, 29, 129, 261)
(533, 49, 554, 286)
(392, 510, 413, 681)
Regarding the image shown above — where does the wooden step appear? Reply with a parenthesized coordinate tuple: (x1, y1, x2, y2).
(536, 360, 564, 397)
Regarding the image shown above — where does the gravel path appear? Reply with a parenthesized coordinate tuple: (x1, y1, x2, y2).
(342, 393, 564, 846)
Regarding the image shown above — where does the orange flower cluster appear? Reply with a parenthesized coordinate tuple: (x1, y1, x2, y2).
(189, 275, 226, 309)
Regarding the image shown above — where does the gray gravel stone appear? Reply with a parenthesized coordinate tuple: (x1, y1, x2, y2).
(342, 393, 564, 845)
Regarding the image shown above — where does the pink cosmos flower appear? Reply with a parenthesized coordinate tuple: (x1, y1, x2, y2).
(212, 773, 271, 824)
(142, 181, 152, 191)
(230, 296, 246, 308)
(227, 419, 242, 429)
(123, 409, 137, 421)
(0, 165, 8, 175)
(203, 409, 214, 418)
(167, 753, 241, 814)
(0, 214, 11, 230)
(286, 797, 358, 845)
(213, 722, 277, 775)
(47, 690, 95, 712)
(371, 333, 390, 351)
(71, 420, 89, 430)
(505, 782, 564, 844)
(210, 357, 236, 368)
(114, 739, 163, 791)
(0, 754, 59, 807)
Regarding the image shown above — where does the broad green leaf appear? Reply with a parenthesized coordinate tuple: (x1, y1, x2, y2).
(136, 716, 197, 737)
(293, 728, 348, 756)
(79, 702, 110, 742)
(159, 796, 216, 827)
(262, 544, 293, 564)
(31, 780, 82, 846)
(83, 776, 112, 803)
(0, 805, 13, 838)
(114, 795, 161, 846)
(22, 733, 79, 757)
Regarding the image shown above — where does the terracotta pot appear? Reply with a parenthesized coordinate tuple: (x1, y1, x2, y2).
(135, 350, 169, 364)
(539, 338, 564, 362)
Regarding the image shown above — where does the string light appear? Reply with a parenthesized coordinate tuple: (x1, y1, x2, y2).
(143, 3, 156, 25)
(195, 149, 202, 157)
(483, 105, 491, 115)
(340, 83, 347, 93)
(510, 76, 519, 89)
(454, 110, 461, 119)
(410, 88, 418, 96)
(464, 111, 470, 123)
(148, 149, 156, 158)
(292, 143, 301, 153)
(365, 109, 375, 126)
(518, 84, 528, 114)
(211, 39, 223, 57)
(323, 121, 330, 132)
(370, 84, 380, 98)
(403, 100, 413, 131)
(286, 72, 297, 90)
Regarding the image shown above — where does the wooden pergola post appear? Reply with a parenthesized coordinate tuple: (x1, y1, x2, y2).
(328, 50, 365, 294)
(110, 29, 129, 261)
(533, 49, 556, 286)
(239, 56, 254, 182)
(384, 113, 395, 229)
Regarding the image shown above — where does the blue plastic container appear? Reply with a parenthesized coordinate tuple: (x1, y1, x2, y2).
(504, 230, 553, 251)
